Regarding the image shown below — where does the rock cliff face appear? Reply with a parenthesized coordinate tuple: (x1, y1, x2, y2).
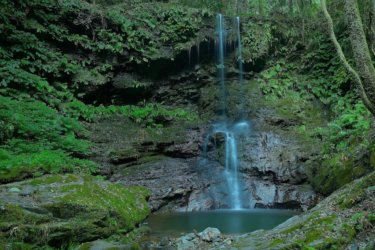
(91, 58, 322, 212)
(72, 15, 325, 213)
(237, 86, 321, 210)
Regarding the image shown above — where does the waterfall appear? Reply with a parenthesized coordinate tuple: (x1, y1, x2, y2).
(236, 16, 245, 117)
(200, 14, 249, 210)
(224, 132, 241, 210)
(216, 13, 226, 117)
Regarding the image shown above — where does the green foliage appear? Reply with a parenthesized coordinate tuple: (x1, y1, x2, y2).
(300, 34, 372, 154)
(259, 60, 300, 97)
(0, 97, 96, 183)
(0, 96, 90, 154)
(315, 101, 371, 153)
(172, 0, 223, 13)
(302, 34, 351, 105)
(0, 0, 211, 101)
(0, 0, 206, 186)
(260, 45, 373, 194)
(0, 150, 96, 183)
(241, 22, 273, 63)
(63, 100, 198, 127)
(109, 2, 211, 57)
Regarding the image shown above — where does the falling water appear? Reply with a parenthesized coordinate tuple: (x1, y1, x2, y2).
(212, 124, 243, 210)
(200, 14, 249, 210)
(216, 13, 226, 116)
(203, 121, 249, 210)
(236, 16, 245, 117)
(225, 133, 241, 209)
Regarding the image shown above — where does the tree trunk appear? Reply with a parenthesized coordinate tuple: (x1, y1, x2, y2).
(371, 0, 375, 55)
(321, 0, 375, 115)
(344, 0, 375, 103)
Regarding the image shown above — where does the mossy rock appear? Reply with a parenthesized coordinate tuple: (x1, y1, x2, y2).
(310, 151, 375, 195)
(0, 174, 150, 248)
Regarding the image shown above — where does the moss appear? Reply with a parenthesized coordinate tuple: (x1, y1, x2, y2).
(0, 204, 55, 245)
(29, 174, 82, 187)
(137, 154, 166, 164)
(336, 171, 375, 208)
(338, 223, 357, 240)
(109, 148, 140, 163)
(280, 221, 304, 234)
(0, 175, 151, 248)
(304, 230, 323, 244)
(30, 175, 65, 185)
(0, 242, 36, 250)
(0, 204, 51, 226)
(0, 150, 97, 184)
(57, 181, 150, 230)
(367, 213, 375, 223)
(369, 145, 375, 169)
(270, 238, 284, 247)
(310, 154, 355, 195)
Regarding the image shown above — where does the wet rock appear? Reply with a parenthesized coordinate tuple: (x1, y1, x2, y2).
(240, 131, 309, 184)
(112, 158, 205, 211)
(177, 233, 200, 250)
(8, 187, 21, 193)
(199, 227, 221, 242)
(109, 148, 140, 165)
(164, 129, 203, 158)
(244, 178, 319, 210)
(19, 186, 35, 197)
(78, 240, 132, 250)
(186, 190, 215, 211)
(264, 116, 300, 128)
(174, 228, 231, 250)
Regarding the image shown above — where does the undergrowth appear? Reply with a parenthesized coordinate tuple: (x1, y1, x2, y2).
(63, 100, 198, 127)
(258, 33, 374, 194)
(0, 96, 97, 183)
(0, 0, 203, 183)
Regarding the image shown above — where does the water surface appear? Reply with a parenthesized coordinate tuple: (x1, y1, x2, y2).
(146, 209, 299, 236)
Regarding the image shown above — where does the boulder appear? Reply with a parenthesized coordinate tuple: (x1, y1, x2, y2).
(78, 240, 133, 250)
(0, 174, 150, 248)
(112, 158, 204, 211)
(199, 227, 221, 242)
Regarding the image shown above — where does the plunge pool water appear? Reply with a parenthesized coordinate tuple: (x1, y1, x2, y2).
(145, 209, 299, 237)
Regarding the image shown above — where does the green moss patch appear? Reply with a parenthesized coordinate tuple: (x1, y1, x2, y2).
(0, 174, 150, 248)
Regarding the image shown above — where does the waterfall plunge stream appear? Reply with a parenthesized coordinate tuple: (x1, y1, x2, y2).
(201, 14, 249, 210)
(146, 15, 301, 237)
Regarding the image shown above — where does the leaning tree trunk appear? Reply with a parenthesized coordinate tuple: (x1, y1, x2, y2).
(371, 0, 375, 55)
(321, 0, 375, 115)
(344, 0, 375, 102)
